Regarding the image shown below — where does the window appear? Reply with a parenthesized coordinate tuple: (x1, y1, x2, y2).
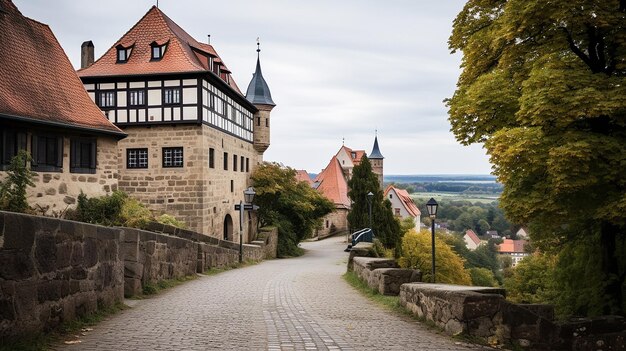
(326, 220, 329, 228)
(209, 148, 215, 168)
(150, 42, 167, 60)
(240, 156, 244, 172)
(351, 152, 356, 159)
(116, 45, 132, 63)
(230, 180, 234, 192)
(127, 148, 148, 169)
(1, 130, 26, 168)
(162, 147, 183, 168)
(265, 118, 269, 127)
(223, 152, 228, 170)
(389, 194, 393, 199)
(245, 158, 249, 172)
(128, 90, 145, 106)
(395, 208, 401, 216)
(98, 91, 116, 108)
(70, 138, 96, 174)
(31, 135, 63, 172)
(163, 88, 181, 105)
(233, 154, 238, 172)
(257, 117, 261, 126)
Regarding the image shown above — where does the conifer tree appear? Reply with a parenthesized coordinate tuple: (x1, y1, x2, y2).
(347, 156, 400, 251)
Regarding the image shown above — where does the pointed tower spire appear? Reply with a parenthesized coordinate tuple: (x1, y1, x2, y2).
(245, 38, 275, 106)
(369, 135, 384, 159)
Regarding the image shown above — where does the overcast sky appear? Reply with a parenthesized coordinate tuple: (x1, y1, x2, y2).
(14, 0, 492, 175)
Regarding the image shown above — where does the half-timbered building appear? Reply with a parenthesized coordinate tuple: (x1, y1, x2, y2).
(0, 0, 126, 215)
(78, 6, 275, 240)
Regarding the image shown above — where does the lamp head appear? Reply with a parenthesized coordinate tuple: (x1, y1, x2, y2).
(244, 187, 256, 204)
(426, 198, 438, 218)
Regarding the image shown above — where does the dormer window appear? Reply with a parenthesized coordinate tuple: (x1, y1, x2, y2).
(150, 41, 168, 61)
(351, 152, 356, 159)
(116, 44, 133, 63)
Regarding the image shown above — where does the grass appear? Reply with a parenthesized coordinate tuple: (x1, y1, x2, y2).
(140, 275, 198, 296)
(342, 271, 493, 348)
(0, 302, 128, 351)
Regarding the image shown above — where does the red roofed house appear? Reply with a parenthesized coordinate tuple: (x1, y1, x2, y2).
(295, 170, 313, 186)
(497, 239, 529, 267)
(77, 6, 275, 241)
(463, 229, 482, 251)
(384, 185, 420, 229)
(311, 139, 384, 238)
(0, 0, 126, 214)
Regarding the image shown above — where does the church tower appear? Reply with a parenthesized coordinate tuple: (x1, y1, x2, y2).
(369, 135, 384, 190)
(246, 42, 275, 156)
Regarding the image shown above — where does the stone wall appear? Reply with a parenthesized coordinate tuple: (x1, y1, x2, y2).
(399, 283, 626, 350)
(317, 208, 349, 239)
(0, 133, 120, 216)
(0, 211, 124, 340)
(0, 211, 278, 339)
(352, 257, 421, 296)
(117, 124, 260, 240)
(121, 228, 198, 297)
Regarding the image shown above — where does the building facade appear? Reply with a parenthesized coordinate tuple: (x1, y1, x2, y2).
(0, 0, 126, 215)
(384, 185, 420, 229)
(303, 138, 383, 238)
(77, 6, 274, 241)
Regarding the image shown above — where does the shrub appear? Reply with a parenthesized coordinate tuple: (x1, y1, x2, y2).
(0, 150, 35, 213)
(76, 191, 127, 226)
(469, 267, 498, 287)
(156, 214, 187, 229)
(119, 197, 153, 228)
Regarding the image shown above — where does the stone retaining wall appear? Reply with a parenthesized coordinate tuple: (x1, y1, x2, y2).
(0, 212, 124, 340)
(0, 211, 278, 339)
(399, 283, 626, 350)
(121, 228, 199, 297)
(352, 257, 421, 296)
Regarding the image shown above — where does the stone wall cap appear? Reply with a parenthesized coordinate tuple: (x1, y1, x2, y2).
(402, 283, 506, 297)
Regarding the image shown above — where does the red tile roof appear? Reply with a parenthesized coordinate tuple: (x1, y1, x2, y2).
(77, 6, 241, 94)
(0, 0, 124, 136)
(465, 229, 481, 246)
(498, 239, 528, 254)
(384, 186, 421, 217)
(337, 146, 365, 166)
(314, 156, 350, 209)
(295, 170, 312, 185)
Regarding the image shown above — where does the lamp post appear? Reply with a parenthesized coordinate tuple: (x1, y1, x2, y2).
(367, 191, 374, 230)
(235, 187, 257, 263)
(426, 198, 438, 283)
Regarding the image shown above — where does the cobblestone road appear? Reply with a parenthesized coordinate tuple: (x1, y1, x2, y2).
(55, 236, 490, 350)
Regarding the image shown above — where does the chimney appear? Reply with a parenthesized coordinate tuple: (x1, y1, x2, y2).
(81, 41, 94, 69)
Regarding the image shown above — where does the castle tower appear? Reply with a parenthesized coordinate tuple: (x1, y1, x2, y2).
(369, 135, 384, 190)
(246, 42, 275, 155)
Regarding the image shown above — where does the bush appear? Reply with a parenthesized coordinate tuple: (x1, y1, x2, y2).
(469, 267, 498, 287)
(119, 197, 153, 228)
(0, 150, 35, 213)
(156, 214, 187, 229)
(399, 229, 471, 285)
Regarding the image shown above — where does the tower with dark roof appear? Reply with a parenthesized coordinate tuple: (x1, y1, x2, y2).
(369, 135, 384, 189)
(246, 43, 275, 154)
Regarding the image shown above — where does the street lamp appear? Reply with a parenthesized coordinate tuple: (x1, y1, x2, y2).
(367, 191, 374, 230)
(235, 187, 257, 263)
(426, 198, 438, 283)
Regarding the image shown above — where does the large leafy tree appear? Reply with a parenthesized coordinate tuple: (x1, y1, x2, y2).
(347, 156, 401, 251)
(251, 162, 334, 257)
(448, 1, 626, 314)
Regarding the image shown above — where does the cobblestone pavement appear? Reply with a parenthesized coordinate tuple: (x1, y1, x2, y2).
(54, 236, 490, 350)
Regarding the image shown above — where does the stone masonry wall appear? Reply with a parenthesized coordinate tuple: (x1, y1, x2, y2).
(117, 124, 260, 241)
(0, 212, 277, 339)
(0, 211, 124, 340)
(121, 228, 198, 297)
(0, 134, 120, 216)
(317, 208, 349, 239)
(352, 257, 421, 296)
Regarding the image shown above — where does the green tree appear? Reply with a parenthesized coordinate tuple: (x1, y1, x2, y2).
(347, 156, 401, 252)
(469, 267, 498, 287)
(0, 150, 35, 213)
(399, 229, 471, 285)
(448, 1, 626, 315)
(252, 162, 334, 257)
